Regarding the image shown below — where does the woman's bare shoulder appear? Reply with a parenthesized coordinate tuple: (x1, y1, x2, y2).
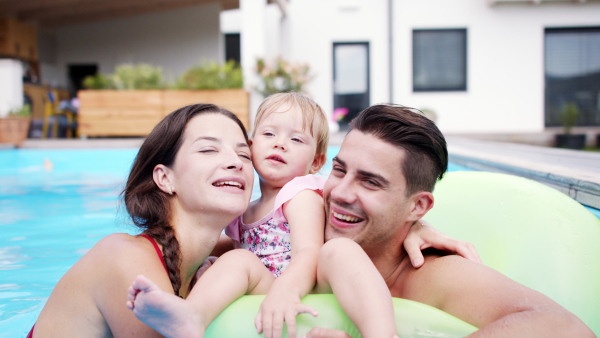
(93, 233, 144, 252)
(85, 233, 161, 269)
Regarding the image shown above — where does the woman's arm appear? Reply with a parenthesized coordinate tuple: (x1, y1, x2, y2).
(255, 190, 324, 338)
(96, 234, 176, 337)
(32, 233, 170, 337)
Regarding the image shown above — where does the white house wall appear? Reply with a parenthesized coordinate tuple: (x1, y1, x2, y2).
(230, 0, 390, 125)
(232, 0, 599, 134)
(40, 4, 222, 88)
(284, 0, 391, 119)
(393, 0, 600, 134)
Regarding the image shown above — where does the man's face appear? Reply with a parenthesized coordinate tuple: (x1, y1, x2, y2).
(323, 130, 418, 251)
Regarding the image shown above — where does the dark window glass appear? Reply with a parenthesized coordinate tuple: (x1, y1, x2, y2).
(225, 33, 241, 65)
(413, 29, 467, 92)
(545, 27, 600, 127)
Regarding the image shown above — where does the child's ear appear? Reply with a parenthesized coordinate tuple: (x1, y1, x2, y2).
(248, 139, 253, 147)
(309, 153, 326, 174)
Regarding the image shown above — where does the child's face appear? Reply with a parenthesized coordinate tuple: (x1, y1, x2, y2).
(251, 103, 321, 187)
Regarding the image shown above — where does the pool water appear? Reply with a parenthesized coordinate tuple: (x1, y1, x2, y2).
(0, 148, 596, 337)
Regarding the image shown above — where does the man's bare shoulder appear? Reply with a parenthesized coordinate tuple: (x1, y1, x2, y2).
(394, 251, 485, 303)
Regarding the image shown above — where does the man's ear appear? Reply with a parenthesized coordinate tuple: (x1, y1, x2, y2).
(309, 152, 326, 174)
(153, 164, 175, 195)
(408, 191, 434, 222)
(248, 139, 253, 147)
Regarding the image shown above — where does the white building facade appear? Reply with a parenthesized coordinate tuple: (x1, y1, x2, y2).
(9, 0, 598, 139)
(231, 0, 600, 139)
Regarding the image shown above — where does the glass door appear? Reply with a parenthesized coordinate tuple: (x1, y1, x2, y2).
(333, 42, 370, 130)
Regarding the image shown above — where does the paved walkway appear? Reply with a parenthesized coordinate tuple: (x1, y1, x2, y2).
(11, 134, 600, 209)
(446, 137, 600, 209)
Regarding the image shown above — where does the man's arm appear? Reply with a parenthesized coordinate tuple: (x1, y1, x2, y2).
(400, 255, 594, 337)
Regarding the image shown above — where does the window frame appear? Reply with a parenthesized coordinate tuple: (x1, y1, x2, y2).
(412, 28, 468, 92)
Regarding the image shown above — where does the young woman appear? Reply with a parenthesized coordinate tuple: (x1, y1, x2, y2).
(29, 104, 255, 337)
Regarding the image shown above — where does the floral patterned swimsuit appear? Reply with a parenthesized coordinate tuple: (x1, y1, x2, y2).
(225, 175, 325, 277)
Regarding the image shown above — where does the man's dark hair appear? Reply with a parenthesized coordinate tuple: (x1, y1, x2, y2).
(349, 104, 448, 195)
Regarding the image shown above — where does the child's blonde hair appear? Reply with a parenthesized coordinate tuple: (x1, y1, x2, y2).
(252, 92, 329, 159)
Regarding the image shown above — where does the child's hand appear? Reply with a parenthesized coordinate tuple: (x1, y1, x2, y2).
(255, 289, 318, 338)
(404, 220, 481, 268)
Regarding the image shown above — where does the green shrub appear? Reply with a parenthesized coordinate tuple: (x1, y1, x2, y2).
(112, 63, 165, 90)
(8, 104, 32, 118)
(83, 73, 114, 89)
(82, 62, 243, 90)
(175, 60, 243, 90)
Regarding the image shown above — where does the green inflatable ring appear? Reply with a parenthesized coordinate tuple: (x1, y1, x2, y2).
(206, 172, 600, 337)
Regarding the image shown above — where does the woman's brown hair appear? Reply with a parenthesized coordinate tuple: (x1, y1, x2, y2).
(123, 103, 248, 295)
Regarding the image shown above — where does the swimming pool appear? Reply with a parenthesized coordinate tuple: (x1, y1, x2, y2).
(0, 148, 597, 337)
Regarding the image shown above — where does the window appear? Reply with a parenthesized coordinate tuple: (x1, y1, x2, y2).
(225, 33, 241, 65)
(333, 42, 370, 130)
(545, 27, 600, 127)
(412, 29, 467, 92)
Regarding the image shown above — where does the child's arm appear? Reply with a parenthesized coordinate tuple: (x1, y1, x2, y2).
(313, 238, 398, 338)
(209, 233, 235, 257)
(404, 220, 481, 268)
(255, 189, 324, 338)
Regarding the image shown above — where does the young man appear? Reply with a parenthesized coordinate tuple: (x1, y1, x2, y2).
(311, 104, 594, 337)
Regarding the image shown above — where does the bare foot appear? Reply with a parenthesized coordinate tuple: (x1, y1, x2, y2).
(126, 274, 205, 338)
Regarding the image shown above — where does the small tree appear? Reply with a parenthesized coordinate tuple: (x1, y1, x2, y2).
(559, 103, 579, 135)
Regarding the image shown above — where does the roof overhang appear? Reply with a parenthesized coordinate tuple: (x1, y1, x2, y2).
(0, 0, 240, 28)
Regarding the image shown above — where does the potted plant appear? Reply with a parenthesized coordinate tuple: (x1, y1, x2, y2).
(555, 103, 586, 149)
(78, 61, 249, 137)
(0, 104, 32, 147)
(254, 57, 313, 97)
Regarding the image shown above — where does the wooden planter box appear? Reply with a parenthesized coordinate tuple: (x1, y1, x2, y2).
(0, 117, 31, 146)
(78, 89, 249, 137)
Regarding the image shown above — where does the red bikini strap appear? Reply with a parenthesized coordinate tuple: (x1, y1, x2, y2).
(139, 234, 168, 273)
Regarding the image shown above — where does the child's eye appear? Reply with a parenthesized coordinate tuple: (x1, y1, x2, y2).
(199, 149, 216, 153)
(291, 137, 303, 143)
(264, 132, 274, 137)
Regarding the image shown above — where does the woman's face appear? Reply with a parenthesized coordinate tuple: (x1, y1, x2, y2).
(169, 113, 254, 221)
